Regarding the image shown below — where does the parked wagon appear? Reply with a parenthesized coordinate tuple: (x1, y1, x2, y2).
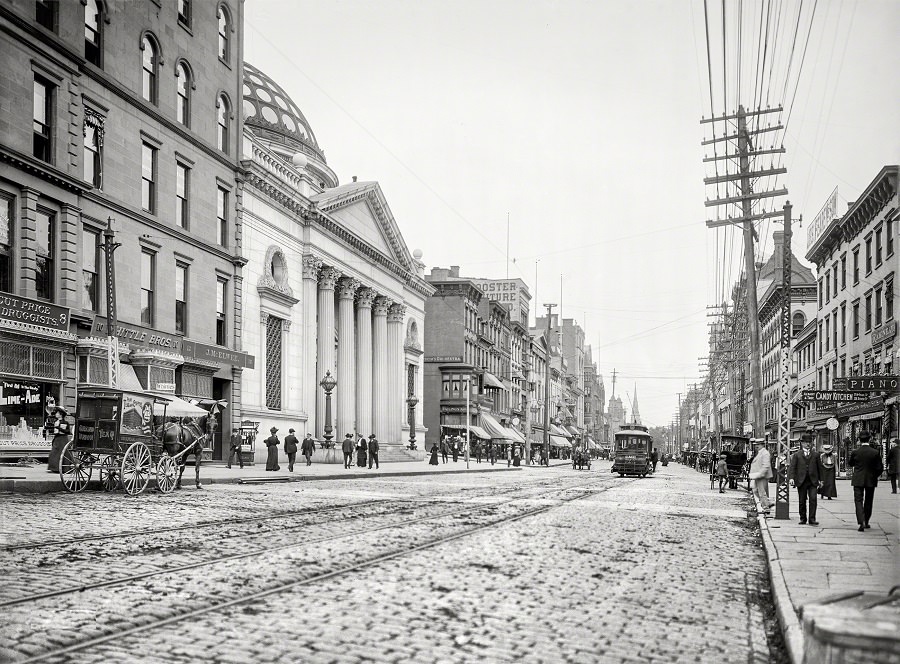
(58, 388, 195, 495)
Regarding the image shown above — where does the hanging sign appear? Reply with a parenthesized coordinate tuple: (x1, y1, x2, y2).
(806, 187, 838, 250)
(846, 375, 899, 392)
(800, 390, 870, 403)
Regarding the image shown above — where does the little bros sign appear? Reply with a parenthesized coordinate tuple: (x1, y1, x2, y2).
(846, 375, 899, 392)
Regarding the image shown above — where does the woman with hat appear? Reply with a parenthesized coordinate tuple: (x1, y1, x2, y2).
(45, 401, 71, 474)
(818, 441, 838, 500)
(264, 427, 280, 471)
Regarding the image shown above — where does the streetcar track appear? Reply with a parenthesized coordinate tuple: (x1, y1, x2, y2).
(13, 476, 632, 664)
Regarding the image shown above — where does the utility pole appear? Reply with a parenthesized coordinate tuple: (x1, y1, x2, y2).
(676, 392, 682, 453)
(775, 201, 793, 520)
(542, 303, 556, 467)
(101, 218, 121, 388)
(702, 105, 787, 437)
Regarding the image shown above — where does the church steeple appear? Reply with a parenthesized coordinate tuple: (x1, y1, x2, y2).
(632, 383, 641, 424)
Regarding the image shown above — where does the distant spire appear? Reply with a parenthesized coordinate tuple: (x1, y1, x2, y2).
(632, 383, 641, 424)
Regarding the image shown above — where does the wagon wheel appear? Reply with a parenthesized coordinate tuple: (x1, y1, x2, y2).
(156, 454, 178, 494)
(99, 455, 120, 492)
(59, 442, 92, 492)
(120, 442, 152, 496)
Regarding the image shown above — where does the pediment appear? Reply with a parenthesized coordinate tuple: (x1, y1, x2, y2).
(331, 200, 395, 257)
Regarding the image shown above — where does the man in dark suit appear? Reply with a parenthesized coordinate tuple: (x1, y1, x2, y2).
(301, 433, 315, 466)
(887, 438, 899, 494)
(283, 428, 298, 472)
(788, 432, 823, 525)
(367, 434, 379, 469)
(341, 433, 354, 469)
(849, 430, 884, 531)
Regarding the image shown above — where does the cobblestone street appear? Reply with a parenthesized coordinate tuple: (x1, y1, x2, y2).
(0, 463, 788, 663)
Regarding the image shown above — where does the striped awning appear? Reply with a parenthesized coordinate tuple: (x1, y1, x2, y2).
(504, 426, 526, 444)
(480, 413, 512, 440)
(550, 424, 570, 438)
(549, 435, 571, 447)
(482, 372, 505, 389)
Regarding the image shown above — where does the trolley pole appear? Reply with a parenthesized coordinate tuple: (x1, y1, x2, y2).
(543, 303, 556, 466)
(775, 201, 793, 520)
(101, 218, 121, 388)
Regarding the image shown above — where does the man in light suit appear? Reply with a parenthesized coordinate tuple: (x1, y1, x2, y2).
(849, 430, 884, 532)
(788, 432, 823, 525)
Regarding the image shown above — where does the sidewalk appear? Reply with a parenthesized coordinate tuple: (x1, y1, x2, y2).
(0, 457, 571, 494)
(753, 481, 899, 663)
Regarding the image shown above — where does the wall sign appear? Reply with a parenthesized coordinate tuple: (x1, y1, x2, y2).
(0, 291, 70, 331)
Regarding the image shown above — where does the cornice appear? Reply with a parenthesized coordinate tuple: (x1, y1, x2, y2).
(256, 284, 299, 307)
(0, 145, 91, 195)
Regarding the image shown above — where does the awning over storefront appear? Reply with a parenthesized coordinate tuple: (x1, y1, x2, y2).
(482, 372, 505, 389)
(442, 424, 491, 440)
(549, 423, 570, 438)
(848, 412, 884, 423)
(586, 437, 598, 450)
(549, 435, 571, 447)
(565, 425, 580, 437)
(480, 413, 512, 440)
(504, 426, 526, 444)
(119, 363, 145, 392)
(153, 394, 208, 417)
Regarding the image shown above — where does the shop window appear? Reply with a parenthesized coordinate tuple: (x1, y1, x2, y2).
(0, 343, 63, 379)
(81, 227, 99, 311)
(176, 162, 190, 228)
(140, 250, 155, 326)
(141, 142, 156, 212)
(141, 34, 159, 104)
(265, 315, 282, 410)
(176, 62, 191, 126)
(0, 196, 12, 293)
(36, 0, 57, 31)
(84, 0, 103, 67)
(83, 109, 103, 189)
(217, 5, 231, 62)
(35, 209, 54, 300)
(33, 76, 53, 163)
(216, 278, 226, 345)
(175, 263, 188, 335)
(216, 186, 228, 246)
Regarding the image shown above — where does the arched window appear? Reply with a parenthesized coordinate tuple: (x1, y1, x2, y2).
(791, 312, 806, 337)
(84, 0, 103, 66)
(216, 94, 230, 153)
(141, 35, 159, 104)
(176, 62, 191, 126)
(217, 5, 231, 62)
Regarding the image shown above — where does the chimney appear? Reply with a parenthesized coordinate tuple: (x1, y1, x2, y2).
(450, 265, 460, 278)
(428, 267, 449, 280)
(352, 176, 357, 182)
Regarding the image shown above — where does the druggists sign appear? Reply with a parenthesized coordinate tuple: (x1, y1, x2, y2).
(0, 291, 70, 332)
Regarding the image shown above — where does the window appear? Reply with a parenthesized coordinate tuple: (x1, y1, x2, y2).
(875, 286, 883, 326)
(817, 321, 823, 355)
(141, 35, 158, 104)
(36, 0, 57, 31)
(832, 264, 838, 296)
(887, 279, 894, 320)
(217, 5, 230, 62)
(83, 113, 103, 189)
(175, 63, 191, 126)
(852, 247, 860, 284)
(825, 274, 830, 303)
(865, 236, 872, 274)
(216, 278, 226, 345)
(817, 279, 823, 309)
(33, 76, 52, 162)
(852, 301, 860, 338)
(84, 0, 102, 66)
(840, 302, 846, 345)
(875, 227, 883, 267)
(832, 309, 838, 350)
(141, 142, 156, 212)
(864, 293, 872, 332)
(35, 209, 54, 300)
(264, 314, 281, 410)
(840, 254, 846, 289)
(177, 0, 191, 27)
(81, 228, 99, 311)
(824, 315, 830, 351)
(0, 196, 12, 293)
(175, 263, 187, 335)
(140, 250, 155, 326)
(176, 162, 189, 228)
(216, 95, 230, 153)
(216, 186, 228, 246)
(888, 219, 895, 257)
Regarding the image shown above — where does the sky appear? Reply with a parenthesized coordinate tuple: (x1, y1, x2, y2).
(243, 0, 900, 429)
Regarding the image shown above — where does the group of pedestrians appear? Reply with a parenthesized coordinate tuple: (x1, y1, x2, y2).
(341, 433, 380, 469)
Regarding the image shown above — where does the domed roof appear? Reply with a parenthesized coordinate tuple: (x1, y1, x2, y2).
(242, 62, 326, 163)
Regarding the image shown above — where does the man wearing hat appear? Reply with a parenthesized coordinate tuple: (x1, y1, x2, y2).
(342, 433, 354, 469)
(749, 438, 773, 514)
(301, 432, 316, 466)
(367, 434, 379, 469)
(887, 438, 899, 494)
(264, 427, 280, 471)
(849, 430, 883, 531)
(45, 400, 71, 474)
(788, 432, 823, 525)
(227, 428, 244, 469)
(283, 428, 299, 472)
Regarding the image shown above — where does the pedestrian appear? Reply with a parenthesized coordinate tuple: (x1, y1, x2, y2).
(489, 442, 497, 465)
(474, 440, 482, 463)
(301, 432, 315, 466)
(849, 430, 884, 531)
(887, 438, 899, 494)
(45, 403, 72, 474)
(451, 437, 459, 463)
(264, 427, 280, 471)
(227, 429, 244, 469)
(368, 434, 379, 469)
(818, 443, 838, 500)
(788, 432, 823, 525)
(342, 433, 354, 469)
(357, 434, 367, 467)
(650, 448, 659, 472)
(440, 437, 449, 464)
(715, 453, 729, 493)
(512, 444, 520, 467)
(748, 438, 773, 514)
(284, 428, 298, 472)
(428, 441, 439, 465)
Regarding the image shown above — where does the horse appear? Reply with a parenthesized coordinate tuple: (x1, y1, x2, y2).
(157, 416, 208, 489)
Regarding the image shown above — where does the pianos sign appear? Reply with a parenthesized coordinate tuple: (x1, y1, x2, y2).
(846, 375, 899, 392)
(806, 187, 838, 250)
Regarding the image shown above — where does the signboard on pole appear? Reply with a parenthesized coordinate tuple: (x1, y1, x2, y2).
(806, 187, 838, 250)
(800, 390, 871, 403)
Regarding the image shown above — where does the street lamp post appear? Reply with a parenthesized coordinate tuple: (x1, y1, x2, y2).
(464, 374, 471, 469)
(319, 371, 337, 446)
(529, 400, 541, 465)
(543, 303, 556, 466)
(406, 394, 419, 450)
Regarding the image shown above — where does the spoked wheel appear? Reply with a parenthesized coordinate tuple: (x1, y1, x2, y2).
(156, 454, 178, 494)
(99, 455, 120, 492)
(59, 442, 92, 492)
(121, 442, 152, 496)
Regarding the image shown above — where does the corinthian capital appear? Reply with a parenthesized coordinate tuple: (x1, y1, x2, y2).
(302, 255, 323, 280)
(372, 296, 392, 316)
(356, 287, 377, 308)
(318, 266, 342, 290)
(388, 303, 407, 323)
(338, 277, 361, 300)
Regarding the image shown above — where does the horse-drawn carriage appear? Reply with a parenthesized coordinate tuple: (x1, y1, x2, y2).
(59, 388, 208, 495)
(709, 434, 751, 491)
(572, 445, 591, 470)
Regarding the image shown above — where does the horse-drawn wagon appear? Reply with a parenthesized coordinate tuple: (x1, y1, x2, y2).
(59, 388, 208, 495)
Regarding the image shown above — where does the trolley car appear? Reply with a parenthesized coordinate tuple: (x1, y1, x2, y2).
(612, 424, 654, 477)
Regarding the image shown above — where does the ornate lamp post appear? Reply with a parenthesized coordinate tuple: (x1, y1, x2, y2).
(319, 371, 337, 446)
(529, 400, 541, 465)
(406, 394, 419, 449)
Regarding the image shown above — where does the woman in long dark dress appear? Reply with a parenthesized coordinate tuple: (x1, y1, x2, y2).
(428, 443, 439, 465)
(357, 437, 367, 467)
(264, 427, 280, 471)
(818, 443, 838, 499)
(46, 405, 71, 473)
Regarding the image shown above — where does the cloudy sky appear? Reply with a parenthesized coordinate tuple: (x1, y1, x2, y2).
(243, 0, 899, 428)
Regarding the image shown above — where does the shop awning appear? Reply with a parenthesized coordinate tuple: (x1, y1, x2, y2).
(565, 425, 580, 437)
(549, 435, 571, 447)
(119, 363, 145, 392)
(482, 372, 505, 389)
(848, 412, 884, 422)
(441, 424, 491, 440)
(586, 437, 598, 450)
(480, 413, 512, 440)
(153, 394, 208, 417)
(550, 423, 570, 438)
(504, 426, 526, 444)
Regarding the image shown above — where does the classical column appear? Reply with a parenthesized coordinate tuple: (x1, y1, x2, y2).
(355, 288, 376, 439)
(315, 266, 340, 440)
(372, 296, 391, 443)
(59, 204, 80, 309)
(336, 277, 359, 440)
(301, 255, 322, 436)
(387, 303, 406, 445)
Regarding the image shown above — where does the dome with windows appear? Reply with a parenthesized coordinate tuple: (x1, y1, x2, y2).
(242, 62, 326, 164)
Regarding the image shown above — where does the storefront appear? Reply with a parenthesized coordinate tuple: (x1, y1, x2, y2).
(0, 292, 76, 460)
(835, 397, 886, 477)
